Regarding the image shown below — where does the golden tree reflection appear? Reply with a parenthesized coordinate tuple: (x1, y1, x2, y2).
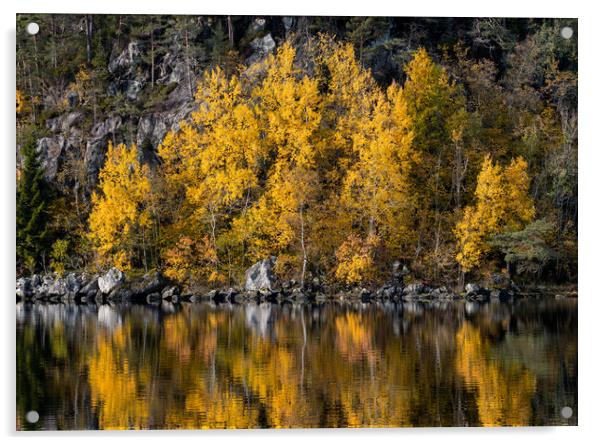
(88, 325, 151, 429)
(455, 322, 536, 426)
(18, 301, 576, 429)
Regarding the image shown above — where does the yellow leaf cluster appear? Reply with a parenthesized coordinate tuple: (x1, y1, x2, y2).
(455, 155, 535, 272)
(334, 233, 380, 285)
(16, 89, 25, 115)
(88, 142, 151, 270)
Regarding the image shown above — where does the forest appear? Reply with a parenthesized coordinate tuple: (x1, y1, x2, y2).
(16, 15, 578, 291)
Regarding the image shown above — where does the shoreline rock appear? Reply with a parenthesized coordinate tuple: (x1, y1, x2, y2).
(15, 269, 576, 306)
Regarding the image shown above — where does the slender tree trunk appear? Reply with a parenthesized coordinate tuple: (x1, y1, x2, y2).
(184, 29, 194, 100)
(26, 62, 36, 123)
(51, 15, 58, 70)
(227, 16, 234, 48)
(85, 15, 93, 65)
(150, 26, 155, 89)
(142, 228, 148, 273)
(299, 206, 308, 288)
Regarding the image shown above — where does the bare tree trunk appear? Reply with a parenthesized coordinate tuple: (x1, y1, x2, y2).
(150, 24, 155, 89)
(142, 227, 148, 273)
(227, 16, 234, 48)
(183, 29, 194, 99)
(299, 207, 308, 288)
(85, 15, 93, 65)
(453, 140, 468, 210)
(51, 15, 58, 69)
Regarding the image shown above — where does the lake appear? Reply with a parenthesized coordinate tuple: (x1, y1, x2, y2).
(16, 298, 577, 429)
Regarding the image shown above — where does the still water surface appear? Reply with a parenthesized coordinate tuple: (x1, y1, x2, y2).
(16, 299, 577, 429)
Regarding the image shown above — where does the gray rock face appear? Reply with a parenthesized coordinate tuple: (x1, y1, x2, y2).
(431, 286, 458, 300)
(126, 77, 145, 101)
(36, 136, 64, 181)
(282, 17, 294, 33)
(16, 277, 33, 299)
(247, 34, 276, 64)
(136, 114, 168, 152)
(376, 283, 404, 300)
(46, 111, 82, 133)
(465, 283, 490, 301)
(161, 285, 180, 300)
(130, 271, 166, 297)
(109, 41, 142, 76)
(98, 268, 125, 294)
(84, 115, 123, 184)
(465, 283, 481, 294)
(80, 275, 99, 296)
(245, 257, 278, 291)
(403, 283, 432, 295)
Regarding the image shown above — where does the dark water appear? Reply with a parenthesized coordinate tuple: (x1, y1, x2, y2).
(16, 298, 577, 430)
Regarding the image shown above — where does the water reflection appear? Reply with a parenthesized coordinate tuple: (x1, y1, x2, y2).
(16, 299, 577, 430)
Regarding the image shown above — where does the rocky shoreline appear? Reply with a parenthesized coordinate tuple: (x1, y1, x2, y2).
(16, 259, 577, 306)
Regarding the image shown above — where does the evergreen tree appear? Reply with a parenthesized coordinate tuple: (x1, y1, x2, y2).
(16, 131, 50, 273)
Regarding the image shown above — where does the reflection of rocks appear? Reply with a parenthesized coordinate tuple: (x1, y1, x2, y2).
(97, 304, 122, 330)
(245, 302, 273, 337)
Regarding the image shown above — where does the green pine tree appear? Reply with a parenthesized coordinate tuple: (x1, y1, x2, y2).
(16, 131, 50, 273)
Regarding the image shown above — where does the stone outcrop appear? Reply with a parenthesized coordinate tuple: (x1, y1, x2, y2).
(245, 257, 278, 291)
(98, 268, 125, 294)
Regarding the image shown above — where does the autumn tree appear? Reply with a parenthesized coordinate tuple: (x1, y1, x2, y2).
(232, 43, 322, 285)
(339, 83, 417, 259)
(311, 36, 387, 274)
(455, 155, 535, 273)
(335, 233, 379, 285)
(402, 48, 470, 277)
(88, 142, 152, 270)
(159, 66, 263, 284)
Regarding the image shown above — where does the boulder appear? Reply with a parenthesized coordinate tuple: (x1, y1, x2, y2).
(16, 277, 33, 299)
(431, 286, 458, 300)
(376, 283, 403, 300)
(290, 287, 309, 303)
(247, 34, 276, 64)
(489, 273, 521, 292)
(98, 268, 125, 294)
(403, 282, 432, 295)
(42, 272, 84, 300)
(465, 283, 490, 300)
(244, 257, 278, 292)
(107, 285, 132, 303)
(130, 271, 166, 298)
(465, 283, 481, 294)
(161, 285, 180, 300)
(80, 275, 99, 296)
